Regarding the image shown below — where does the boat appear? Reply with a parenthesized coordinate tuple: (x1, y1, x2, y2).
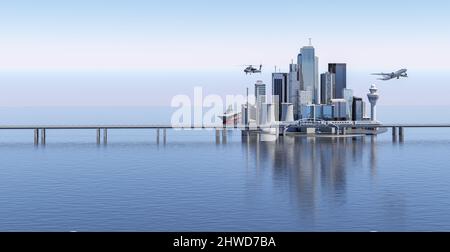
(218, 105, 241, 126)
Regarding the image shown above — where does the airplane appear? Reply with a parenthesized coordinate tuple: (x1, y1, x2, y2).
(244, 64, 262, 75)
(371, 68, 408, 81)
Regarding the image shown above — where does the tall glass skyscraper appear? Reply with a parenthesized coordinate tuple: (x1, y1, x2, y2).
(288, 63, 300, 119)
(320, 72, 335, 104)
(272, 73, 288, 121)
(328, 63, 347, 99)
(254, 80, 266, 104)
(299, 46, 319, 104)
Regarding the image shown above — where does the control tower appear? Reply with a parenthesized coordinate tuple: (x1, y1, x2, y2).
(367, 84, 379, 121)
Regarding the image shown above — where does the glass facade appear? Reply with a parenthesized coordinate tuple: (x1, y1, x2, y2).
(331, 99, 348, 120)
(300, 46, 319, 104)
(320, 72, 335, 104)
(322, 105, 334, 120)
(328, 63, 347, 99)
(343, 88, 354, 119)
(352, 97, 365, 121)
(254, 81, 266, 104)
(288, 64, 300, 120)
(272, 73, 288, 121)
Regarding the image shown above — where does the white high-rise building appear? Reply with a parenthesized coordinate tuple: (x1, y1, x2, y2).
(254, 80, 266, 126)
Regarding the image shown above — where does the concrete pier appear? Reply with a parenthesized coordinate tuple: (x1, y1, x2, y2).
(103, 128, 108, 144)
(34, 129, 39, 145)
(96, 128, 101, 144)
(156, 128, 160, 144)
(392, 127, 397, 142)
(41, 129, 46, 145)
(399, 127, 404, 142)
(163, 129, 167, 144)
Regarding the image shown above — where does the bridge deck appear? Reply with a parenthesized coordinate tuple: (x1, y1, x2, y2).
(0, 123, 450, 130)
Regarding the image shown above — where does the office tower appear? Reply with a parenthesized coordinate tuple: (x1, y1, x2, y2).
(241, 104, 248, 125)
(300, 104, 314, 119)
(343, 88, 354, 119)
(288, 63, 301, 119)
(272, 73, 288, 121)
(254, 80, 266, 125)
(255, 80, 266, 104)
(299, 90, 313, 105)
(322, 104, 334, 120)
(352, 97, 365, 121)
(299, 45, 319, 104)
(367, 84, 379, 121)
(328, 63, 347, 99)
(297, 90, 313, 119)
(313, 104, 324, 119)
(320, 72, 335, 104)
(331, 98, 348, 120)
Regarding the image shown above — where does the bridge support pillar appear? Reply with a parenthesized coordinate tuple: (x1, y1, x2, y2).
(163, 129, 167, 144)
(156, 128, 160, 144)
(103, 128, 108, 144)
(34, 129, 39, 145)
(40, 129, 46, 145)
(96, 128, 101, 144)
(399, 127, 404, 142)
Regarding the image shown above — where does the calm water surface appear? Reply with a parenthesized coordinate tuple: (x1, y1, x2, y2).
(0, 107, 450, 231)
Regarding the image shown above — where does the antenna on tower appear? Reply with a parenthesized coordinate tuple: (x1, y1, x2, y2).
(308, 38, 312, 46)
(274, 66, 277, 73)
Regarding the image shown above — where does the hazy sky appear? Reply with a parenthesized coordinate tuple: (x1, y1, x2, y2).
(0, 0, 449, 106)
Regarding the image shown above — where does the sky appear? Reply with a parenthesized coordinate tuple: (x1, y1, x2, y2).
(0, 0, 449, 106)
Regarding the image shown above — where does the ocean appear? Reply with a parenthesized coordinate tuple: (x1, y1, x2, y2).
(0, 106, 450, 231)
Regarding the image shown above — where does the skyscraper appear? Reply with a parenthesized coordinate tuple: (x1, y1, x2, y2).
(320, 72, 335, 104)
(254, 80, 266, 104)
(352, 97, 365, 121)
(299, 45, 319, 104)
(254, 80, 266, 125)
(288, 63, 300, 119)
(331, 98, 348, 120)
(328, 63, 346, 99)
(343, 88, 354, 119)
(272, 73, 288, 121)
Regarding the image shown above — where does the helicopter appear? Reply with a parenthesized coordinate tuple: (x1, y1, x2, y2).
(244, 64, 262, 75)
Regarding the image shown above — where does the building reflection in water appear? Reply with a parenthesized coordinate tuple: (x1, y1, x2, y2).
(241, 133, 377, 222)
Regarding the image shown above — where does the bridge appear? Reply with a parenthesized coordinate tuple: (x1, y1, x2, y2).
(0, 122, 449, 144)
